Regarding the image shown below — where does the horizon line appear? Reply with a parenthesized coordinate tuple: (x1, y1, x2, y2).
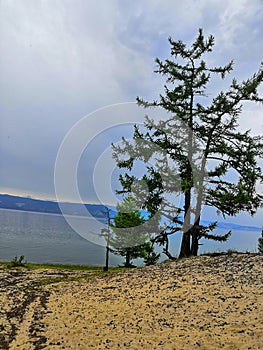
(0, 192, 116, 207)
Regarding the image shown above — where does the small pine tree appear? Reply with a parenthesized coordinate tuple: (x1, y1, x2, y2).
(144, 242, 160, 266)
(110, 196, 149, 267)
(258, 228, 263, 254)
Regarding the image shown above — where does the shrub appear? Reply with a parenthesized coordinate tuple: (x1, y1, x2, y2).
(7, 255, 25, 268)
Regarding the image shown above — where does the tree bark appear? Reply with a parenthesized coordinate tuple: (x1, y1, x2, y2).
(191, 227, 199, 256)
(179, 67, 194, 259)
(179, 232, 191, 258)
(179, 188, 192, 258)
(125, 250, 131, 267)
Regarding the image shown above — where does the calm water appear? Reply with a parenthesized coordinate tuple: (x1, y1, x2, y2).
(0, 209, 261, 265)
(0, 209, 121, 266)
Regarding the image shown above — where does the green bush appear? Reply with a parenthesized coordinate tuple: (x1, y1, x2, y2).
(6, 255, 25, 268)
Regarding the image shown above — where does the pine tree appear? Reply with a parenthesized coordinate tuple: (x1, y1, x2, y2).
(110, 196, 149, 267)
(113, 29, 263, 258)
(144, 242, 160, 266)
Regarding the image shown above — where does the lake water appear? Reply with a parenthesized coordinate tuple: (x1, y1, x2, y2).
(0, 209, 122, 266)
(0, 209, 261, 265)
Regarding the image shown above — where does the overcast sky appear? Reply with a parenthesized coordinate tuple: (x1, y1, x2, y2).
(0, 0, 262, 226)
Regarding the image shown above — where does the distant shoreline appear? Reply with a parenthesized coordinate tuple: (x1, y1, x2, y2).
(0, 207, 106, 221)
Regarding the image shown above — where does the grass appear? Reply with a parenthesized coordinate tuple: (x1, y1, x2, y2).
(0, 259, 133, 274)
(25, 263, 132, 273)
(0, 261, 101, 271)
(23, 262, 103, 271)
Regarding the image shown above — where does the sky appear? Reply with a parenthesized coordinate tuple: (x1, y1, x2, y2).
(0, 0, 263, 227)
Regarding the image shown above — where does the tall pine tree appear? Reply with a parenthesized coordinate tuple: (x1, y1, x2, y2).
(113, 29, 263, 258)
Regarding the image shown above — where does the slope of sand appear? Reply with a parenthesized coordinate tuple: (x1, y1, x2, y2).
(1, 253, 262, 349)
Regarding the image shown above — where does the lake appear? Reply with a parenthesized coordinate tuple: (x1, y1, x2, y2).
(0, 209, 261, 265)
(0, 209, 122, 266)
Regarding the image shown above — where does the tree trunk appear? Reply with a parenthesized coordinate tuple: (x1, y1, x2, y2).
(125, 250, 131, 267)
(191, 229, 199, 256)
(179, 232, 191, 258)
(191, 152, 206, 257)
(179, 189, 192, 258)
(178, 68, 194, 259)
(104, 246, 110, 271)
(191, 218, 201, 256)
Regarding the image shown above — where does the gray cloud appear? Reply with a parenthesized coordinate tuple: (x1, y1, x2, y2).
(0, 0, 262, 225)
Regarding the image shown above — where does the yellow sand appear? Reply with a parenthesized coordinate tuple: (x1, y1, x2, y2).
(3, 254, 263, 349)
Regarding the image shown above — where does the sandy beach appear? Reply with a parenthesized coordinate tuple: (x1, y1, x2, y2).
(1, 253, 262, 349)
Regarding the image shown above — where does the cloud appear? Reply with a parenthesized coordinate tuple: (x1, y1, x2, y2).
(0, 0, 262, 228)
(217, 0, 263, 58)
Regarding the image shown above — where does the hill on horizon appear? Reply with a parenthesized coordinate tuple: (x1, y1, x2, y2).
(0, 194, 112, 219)
(0, 193, 261, 232)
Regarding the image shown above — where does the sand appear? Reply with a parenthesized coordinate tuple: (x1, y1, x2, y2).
(1, 253, 262, 349)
